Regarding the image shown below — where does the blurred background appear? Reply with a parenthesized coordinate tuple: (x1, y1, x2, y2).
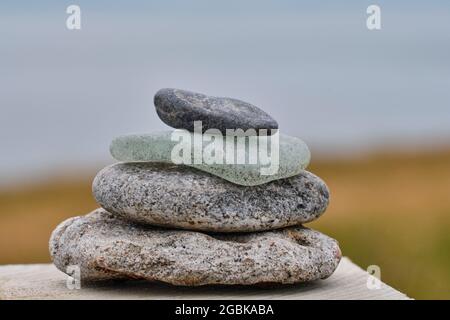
(1, 0, 449, 299)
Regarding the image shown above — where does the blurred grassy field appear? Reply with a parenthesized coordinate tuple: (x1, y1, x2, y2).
(1, 150, 449, 299)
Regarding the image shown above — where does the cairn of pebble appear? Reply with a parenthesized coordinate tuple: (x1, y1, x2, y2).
(50, 88, 341, 286)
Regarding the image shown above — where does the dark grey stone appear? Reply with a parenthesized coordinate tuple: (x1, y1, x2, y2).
(154, 88, 278, 134)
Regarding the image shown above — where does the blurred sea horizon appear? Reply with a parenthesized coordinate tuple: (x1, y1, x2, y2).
(1, 0, 450, 185)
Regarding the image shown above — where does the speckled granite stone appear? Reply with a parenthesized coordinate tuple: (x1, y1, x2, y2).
(109, 131, 310, 186)
(50, 209, 341, 285)
(92, 163, 329, 232)
(154, 88, 278, 134)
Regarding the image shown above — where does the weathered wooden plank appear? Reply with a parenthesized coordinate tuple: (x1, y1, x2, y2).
(0, 257, 410, 300)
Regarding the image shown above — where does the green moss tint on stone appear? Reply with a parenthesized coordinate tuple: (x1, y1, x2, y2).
(109, 131, 310, 186)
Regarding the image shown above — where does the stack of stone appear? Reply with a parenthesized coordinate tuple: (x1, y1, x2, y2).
(50, 89, 341, 286)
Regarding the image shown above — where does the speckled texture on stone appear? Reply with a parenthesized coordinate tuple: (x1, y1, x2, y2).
(50, 209, 341, 286)
(154, 88, 278, 134)
(109, 131, 310, 186)
(92, 163, 329, 232)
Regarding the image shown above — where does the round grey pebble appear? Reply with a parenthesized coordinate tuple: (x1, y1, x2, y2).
(92, 163, 330, 232)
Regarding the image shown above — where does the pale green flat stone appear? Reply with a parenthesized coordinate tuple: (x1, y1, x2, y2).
(109, 130, 310, 186)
